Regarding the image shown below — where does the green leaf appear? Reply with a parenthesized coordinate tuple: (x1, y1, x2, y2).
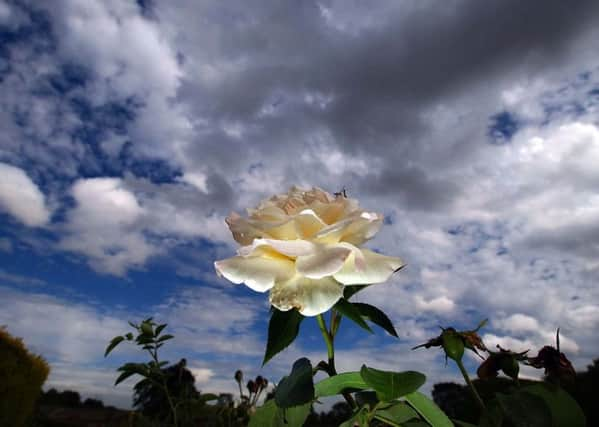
(353, 302, 398, 337)
(375, 401, 419, 425)
(404, 392, 453, 427)
(118, 362, 148, 375)
(495, 391, 551, 427)
(136, 335, 154, 345)
(157, 334, 174, 342)
(249, 399, 311, 427)
(155, 323, 167, 336)
(125, 332, 134, 340)
(114, 370, 137, 386)
(521, 384, 585, 427)
(104, 336, 124, 357)
(114, 363, 148, 385)
(343, 285, 370, 300)
(314, 372, 369, 397)
(334, 299, 373, 334)
(140, 321, 153, 336)
(263, 308, 304, 365)
(360, 366, 425, 401)
(275, 358, 315, 409)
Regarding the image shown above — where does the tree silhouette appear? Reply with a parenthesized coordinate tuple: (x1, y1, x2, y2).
(133, 358, 199, 424)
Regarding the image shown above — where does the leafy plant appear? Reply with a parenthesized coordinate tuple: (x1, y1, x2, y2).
(104, 318, 216, 427)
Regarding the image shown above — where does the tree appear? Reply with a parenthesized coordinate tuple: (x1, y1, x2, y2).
(0, 326, 50, 427)
(133, 358, 199, 424)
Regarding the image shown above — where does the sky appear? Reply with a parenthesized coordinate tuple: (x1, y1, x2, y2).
(1, 0, 599, 411)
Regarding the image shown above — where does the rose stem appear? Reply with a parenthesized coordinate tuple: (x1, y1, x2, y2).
(455, 359, 486, 412)
(316, 313, 356, 409)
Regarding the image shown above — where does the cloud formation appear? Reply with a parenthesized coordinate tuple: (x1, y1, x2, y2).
(1, 0, 599, 408)
(0, 163, 50, 226)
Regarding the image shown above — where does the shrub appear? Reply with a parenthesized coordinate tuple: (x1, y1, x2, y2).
(0, 326, 50, 427)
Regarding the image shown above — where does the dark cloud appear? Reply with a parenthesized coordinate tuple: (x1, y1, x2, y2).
(359, 165, 461, 211)
(175, 0, 599, 157)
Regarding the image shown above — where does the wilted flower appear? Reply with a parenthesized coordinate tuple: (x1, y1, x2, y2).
(413, 320, 488, 362)
(477, 345, 528, 381)
(526, 329, 576, 383)
(234, 370, 243, 384)
(215, 186, 404, 316)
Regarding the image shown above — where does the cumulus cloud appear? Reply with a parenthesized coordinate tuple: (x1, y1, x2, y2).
(0, 163, 50, 226)
(2, 0, 599, 398)
(60, 177, 156, 275)
(0, 282, 268, 408)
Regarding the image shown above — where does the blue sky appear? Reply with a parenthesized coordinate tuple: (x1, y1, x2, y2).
(1, 0, 599, 410)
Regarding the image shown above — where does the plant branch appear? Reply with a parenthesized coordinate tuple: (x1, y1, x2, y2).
(147, 344, 178, 427)
(456, 359, 485, 413)
(316, 313, 356, 409)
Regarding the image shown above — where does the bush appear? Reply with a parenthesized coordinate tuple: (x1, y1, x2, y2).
(0, 326, 50, 427)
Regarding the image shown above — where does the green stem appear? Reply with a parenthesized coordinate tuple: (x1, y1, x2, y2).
(149, 347, 178, 427)
(316, 314, 356, 409)
(456, 359, 485, 412)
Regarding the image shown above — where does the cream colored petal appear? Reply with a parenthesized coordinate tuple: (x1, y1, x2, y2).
(308, 200, 346, 225)
(340, 212, 383, 245)
(295, 245, 352, 279)
(294, 209, 327, 239)
(263, 218, 298, 240)
(214, 256, 295, 292)
(269, 275, 343, 316)
(313, 212, 382, 245)
(248, 205, 287, 221)
(237, 238, 315, 258)
(225, 212, 266, 245)
(333, 249, 404, 285)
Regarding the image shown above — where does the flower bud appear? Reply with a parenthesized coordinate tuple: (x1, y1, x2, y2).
(246, 380, 257, 394)
(234, 370, 243, 384)
(441, 328, 465, 362)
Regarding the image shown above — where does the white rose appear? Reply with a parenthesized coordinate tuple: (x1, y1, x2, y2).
(214, 186, 404, 316)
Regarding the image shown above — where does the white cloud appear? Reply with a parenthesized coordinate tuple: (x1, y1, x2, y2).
(495, 313, 539, 333)
(0, 1, 11, 22)
(60, 177, 157, 275)
(415, 295, 455, 314)
(0, 163, 50, 227)
(0, 286, 130, 364)
(188, 367, 214, 384)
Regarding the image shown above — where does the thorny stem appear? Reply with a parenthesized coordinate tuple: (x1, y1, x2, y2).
(316, 313, 356, 409)
(456, 359, 486, 413)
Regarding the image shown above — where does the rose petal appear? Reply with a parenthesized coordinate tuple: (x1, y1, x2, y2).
(295, 244, 352, 279)
(294, 209, 327, 238)
(333, 249, 404, 285)
(226, 212, 267, 245)
(341, 212, 383, 245)
(269, 275, 343, 316)
(238, 238, 315, 258)
(262, 218, 298, 240)
(314, 212, 382, 245)
(248, 205, 287, 221)
(307, 200, 346, 225)
(214, 256, 295, 292)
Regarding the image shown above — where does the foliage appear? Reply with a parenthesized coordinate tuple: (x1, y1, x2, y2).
(0, 326, 50, 427)
(104, 318, 217, 427)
